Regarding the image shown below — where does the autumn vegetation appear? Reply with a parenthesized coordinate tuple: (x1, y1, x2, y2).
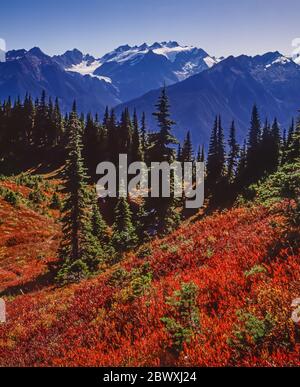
(0, 89, 299, 367)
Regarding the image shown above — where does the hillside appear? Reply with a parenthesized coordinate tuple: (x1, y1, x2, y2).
(0, 177, 299, 367)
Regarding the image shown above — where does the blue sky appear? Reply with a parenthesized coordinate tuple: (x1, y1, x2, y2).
(1, 0, 300, 57)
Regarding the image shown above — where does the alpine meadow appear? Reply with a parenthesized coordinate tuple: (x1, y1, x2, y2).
(0, 0, 299, 370)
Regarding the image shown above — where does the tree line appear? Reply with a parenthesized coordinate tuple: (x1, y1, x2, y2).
(0, 89, 299, 283)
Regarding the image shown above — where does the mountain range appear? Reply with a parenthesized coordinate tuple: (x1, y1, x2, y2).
(117, 51, 300, 144)
(1, 41, 300, 145)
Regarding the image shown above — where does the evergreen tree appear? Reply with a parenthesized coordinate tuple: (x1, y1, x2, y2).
(227, 121, 239, 183)
(134, 201, 150, 243)
(83, 113, 101, 176)
(147, 87, 180, 235)
(235, 141, 247, 189)
(111, 198, 137, 253)
(148, 86, 178, 162)
(217, 116, 226, 174)
(182, 131, 194, 162)
(206, 116, 226, 192)
(107, 109, 118, 163)
(177, 144, 183, 162)
(57, 107, 103, 284)
(103, 106, 110, 128)
(269, 118, 281, 173)
(197, 145, 205, 163)
(91, 200, 110, 246)
(132, 109, 143, 162)
(245, 105, 262, 183)
(52, 97, 64, 147)
(140, 112, 148, 158)
(23, 94, 35, 148)
(119, 108, 133, 158)
(286, 117, 300, 163)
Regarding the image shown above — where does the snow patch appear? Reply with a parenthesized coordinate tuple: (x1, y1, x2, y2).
(265, 56, 291, 69)
(152, 45, 196, 62)
(204, 56, 218, 68)
(66, 60, 112, 83)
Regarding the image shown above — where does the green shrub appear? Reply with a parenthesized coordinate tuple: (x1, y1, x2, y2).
(244, 265, 267, 278)
(254, 161, 300, 206)
(108, 267, 129, 287)
(50, 192, 61, 210)
(161, 282, 200, 353)
(15, 173, 44, 189)
(137, 245, 153, 259)
(3, 189, 20, 207)
(29, 187, 46, 205)
(229, 310, 274, 351)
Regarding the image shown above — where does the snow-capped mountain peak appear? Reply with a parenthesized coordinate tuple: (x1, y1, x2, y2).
(51, 42, 220, 93)
(98, 41, 211, 65)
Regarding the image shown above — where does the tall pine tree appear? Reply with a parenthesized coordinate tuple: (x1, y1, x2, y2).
(57, 104, 103, 284)
(227, 121, 239, 183)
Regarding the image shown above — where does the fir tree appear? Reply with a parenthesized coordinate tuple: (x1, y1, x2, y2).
(245, 105, 262, 183)
(227, 121, 239, 183)
(57, 108, 103, 284)
(197, 145, 205, 163)
(149, 86, 178, 162)
(111, 198, 137, 253)
(206, 116, 226, 192)
(83, 113, 101, 176)
(286, 117, 300, 163)
(119, 108, 133, 158)
(235, 141, 247, 189)
(91, 200, 110, 246)
(147, 87, 180, 235)
(269, 118, 281, 173)
(132, 109, 143, 162)
(140, 112, 148, 158)
(182, 131, 194, 162)
(177, 144, 183, 162)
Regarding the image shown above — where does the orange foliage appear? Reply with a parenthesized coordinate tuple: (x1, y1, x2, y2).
(0, 199, 299, 367)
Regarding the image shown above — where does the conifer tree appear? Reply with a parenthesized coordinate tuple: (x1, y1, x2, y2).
(111, 198, 137, 253)
(148, 86, 178, 162)
(132, 109, 143, 162)
(197, 145, 205, 163)
(107, 109, 118, 163)
(206, 116, 226, 192)
(103, 106, 110, 127)
(91, 200, 110, 246)
(269, 118, 281, 173)
(182, 131, 194, 162)
(177, 144, 182, 162)
(57, 105, 103, 284)
(119, 108, 133, 158)
(140, 112, 148, 158)
(52, 97, 64, 147)
(147, 86, 180, 235)
(286, 117, 300, 163)
(235, 141, 247, 189)
(83, 113, 101, 176)
(23, 94, 35, 148)
(217, 116, 226, 175)
(245, 104, 262, 183)
(227, 121, 239, 183)
(134, 201, 150, 243)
